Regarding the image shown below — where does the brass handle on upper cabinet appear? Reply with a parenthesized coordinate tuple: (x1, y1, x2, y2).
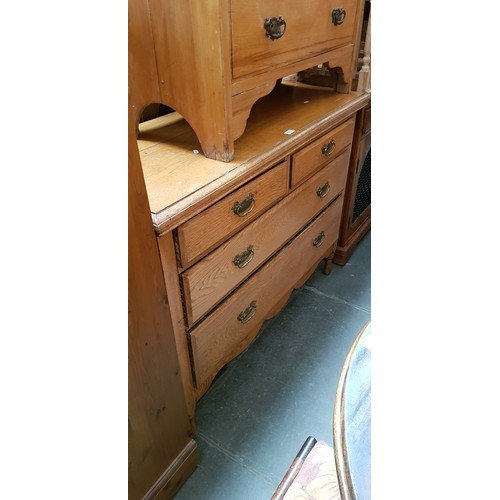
(316, 181, 331, 198)
(233, 245, 255, 268)
(321, 139, 336, 156)
(332, 8, 346, 25)
(237, 301, 257, 324)
(264, 16, 287, 40)
(313, 231, 326, 248)
(233, 193, 255, 217)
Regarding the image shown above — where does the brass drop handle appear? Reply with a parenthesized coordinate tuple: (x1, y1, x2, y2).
(264, 16, 286, 40)
(237, 301, 257, 324)
(332, 8, 346, 25)
(232, 193, 255, 217)
(233, 245, 254, 268)
(313, 231, 326, 248)
(316, 181, 331, 198)
(321, 139, 336, 157)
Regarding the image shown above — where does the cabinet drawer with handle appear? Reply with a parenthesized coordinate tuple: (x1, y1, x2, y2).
(291, 116, 355, 188)
(231, 0, 361, 79)
(188, 195, 343, 393)
(181, 151, 349, 327)
(176, 161, 289, 269)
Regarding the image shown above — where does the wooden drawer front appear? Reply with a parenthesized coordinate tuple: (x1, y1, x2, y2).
(231, 0, 360, 80)
(291, 116, 355, 188)
(189, 197, 343, 390)
(182, 158, 347, 327)
(176, 162, 289, 269)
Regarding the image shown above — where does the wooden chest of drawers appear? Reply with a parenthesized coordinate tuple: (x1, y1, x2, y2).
(138, 84, 370, 410)
(130, 0, 365, 161)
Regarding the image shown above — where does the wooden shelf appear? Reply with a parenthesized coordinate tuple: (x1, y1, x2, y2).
(138, 83, 369, 234)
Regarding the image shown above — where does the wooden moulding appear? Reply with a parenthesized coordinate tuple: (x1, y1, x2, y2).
(138, 87, 370, 236)
(143, 439, 199, 500)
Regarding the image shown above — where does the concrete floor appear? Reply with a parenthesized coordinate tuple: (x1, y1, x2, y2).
(175, 231, 371, 500)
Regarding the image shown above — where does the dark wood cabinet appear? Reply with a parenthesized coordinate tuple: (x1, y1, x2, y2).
(334, 101, 371, 265)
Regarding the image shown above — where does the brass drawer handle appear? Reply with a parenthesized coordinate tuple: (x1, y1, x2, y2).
(233, 245, 254, 268)
(264, 16, 287, 40)
(232, 193, 255, 217)
(313, 231, 326, 248)
(332, 8, 346, 25)
(321, 139, 336, 157)
(316, 181, 331, 198)
(237, 301, 257, 324)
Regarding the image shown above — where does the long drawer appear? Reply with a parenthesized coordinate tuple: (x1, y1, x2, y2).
(189, 195, 343, 391)
(176, 161, 289, 269)
(181, 149, 350, 327)
(231, 0, 360, 79)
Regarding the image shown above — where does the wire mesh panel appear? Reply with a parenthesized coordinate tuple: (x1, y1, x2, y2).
(352, 148, 371, 223)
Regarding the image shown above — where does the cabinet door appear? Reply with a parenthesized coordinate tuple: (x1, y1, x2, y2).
(231, 0, 360, 79)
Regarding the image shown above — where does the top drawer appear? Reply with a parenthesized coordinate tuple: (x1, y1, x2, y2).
(291, 116, 355, 188)
(176, 161, 289, 269)
(231, 0, 361, 79)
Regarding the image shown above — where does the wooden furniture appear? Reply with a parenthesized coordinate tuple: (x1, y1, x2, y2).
(138, 83, 370, 416)
(334, 99, 371, 265)
(333, 321, 372, 500)
(130, 0, 365, 161)
(128, 104, 199, 500)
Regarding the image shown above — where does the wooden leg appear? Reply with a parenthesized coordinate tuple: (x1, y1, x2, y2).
(323, 253, 334, 275)
(323, 243, 337, 275)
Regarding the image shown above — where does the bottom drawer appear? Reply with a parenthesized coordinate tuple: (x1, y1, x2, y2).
(189, 195, 343, 393)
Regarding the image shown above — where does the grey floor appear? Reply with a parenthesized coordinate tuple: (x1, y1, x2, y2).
(175, 230, 371, 500)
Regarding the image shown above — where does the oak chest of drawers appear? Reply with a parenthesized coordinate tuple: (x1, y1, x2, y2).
(138, 84, 369, 414)
(131, 0, 365, 161)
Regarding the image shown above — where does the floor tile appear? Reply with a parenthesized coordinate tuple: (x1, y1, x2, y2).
(174, 435, 276, 500)
(307, 231, 371, 312)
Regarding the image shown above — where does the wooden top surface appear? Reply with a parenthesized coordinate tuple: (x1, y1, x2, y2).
(137, 84, 370, 234)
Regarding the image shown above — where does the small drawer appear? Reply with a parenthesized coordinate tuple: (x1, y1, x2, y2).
(189, 195, 344, 394)
(176, 161, 289, 269)
(181, 153, 349, 327)
(291, 116, 355, 188)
